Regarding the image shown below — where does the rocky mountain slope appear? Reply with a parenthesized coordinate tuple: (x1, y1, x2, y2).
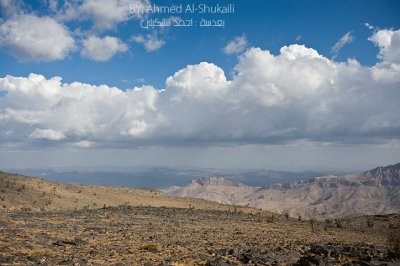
(165, 163, 400, 218)
(165, 176, 258, 205)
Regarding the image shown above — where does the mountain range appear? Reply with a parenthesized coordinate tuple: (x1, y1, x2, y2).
(5, 167, 340, 188)
(165, 163, 400, 218)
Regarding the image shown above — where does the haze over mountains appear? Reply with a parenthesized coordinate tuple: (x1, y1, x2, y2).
(5, 167, 340, 188)
(2, 163, 399, 218)
(165, 163, 400, 218)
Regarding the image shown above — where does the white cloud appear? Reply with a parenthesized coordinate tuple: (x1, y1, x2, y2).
(58, 0, 149, 30)
(81, 35, 128, 61)
(0, 73, 158, 143)
(165, 62, 229, 97)
(0, 29, 399, 147)
(331, 31, 354, 58)
(371, 63, 400, 83)
(222, 34, 247, 55)
(0, 14, 75, 61)
(29, 128, 66, 141)
(369, 29, 400, 64)
(131, 34, 165, 52)
(72, 140, 94, 148)
(364, 22, 375, 30)
(368, 29, 400, 84)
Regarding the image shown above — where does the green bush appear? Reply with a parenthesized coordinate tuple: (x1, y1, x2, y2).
(335, 218, 344, 228)
(140, 243, 159, 252)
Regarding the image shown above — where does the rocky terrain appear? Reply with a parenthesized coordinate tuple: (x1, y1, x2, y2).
(165, 163, 400, 219)
(0, 205, 399, 265)
(0, 169, 400, 265)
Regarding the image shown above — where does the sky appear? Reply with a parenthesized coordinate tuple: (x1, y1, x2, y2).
(0, 0, 399, 172)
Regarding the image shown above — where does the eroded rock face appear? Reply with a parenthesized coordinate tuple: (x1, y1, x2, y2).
(166, 176, 257, 205)
(197, 176, 248, 187)
(166, 163, 400, 219)
(362, 163, 400, 186)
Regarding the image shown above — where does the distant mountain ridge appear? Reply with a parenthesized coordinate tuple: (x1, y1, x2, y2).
(197, 176, 249, 187)
(165, 163, 400, 218)
(6, 167, 337, 188)
(166, 176, 257, 205)
(362, 163, 400, 186)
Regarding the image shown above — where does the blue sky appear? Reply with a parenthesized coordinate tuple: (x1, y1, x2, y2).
(0, 0, 399, 171)
(1, 0, 399, 89)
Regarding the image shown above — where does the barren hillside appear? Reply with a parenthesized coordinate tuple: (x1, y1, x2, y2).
(0, 171, 249, 213)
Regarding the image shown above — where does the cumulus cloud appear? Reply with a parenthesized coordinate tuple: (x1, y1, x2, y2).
(131, 34, 165, 52)
(0, 73, 158, 144)
(29, 128, 66, 140)
(58, 0, 149, 30)
(0, 14, 75, 61)
(0, 29, 399, 147)
(165, 62, 229, 97)
(81, 35, 128, 61)
(368, 29, 400, 83)
(222, 34, 248, 55)
(369, 29, 400, 64)
(331, 31, 354, 59)
(72, 140, 94, 148)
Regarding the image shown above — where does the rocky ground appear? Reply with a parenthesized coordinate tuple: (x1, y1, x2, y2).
(0, 205, 399, 265)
